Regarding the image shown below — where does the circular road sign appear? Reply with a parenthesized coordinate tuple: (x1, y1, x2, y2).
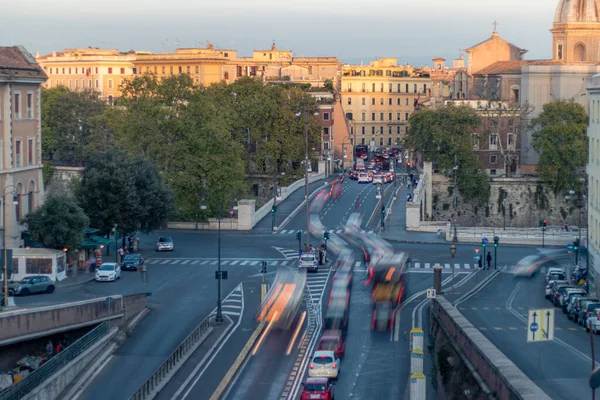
(474, 254, 482, 262)
(567, 244, 574, 250)
(530, 322, 539, 333)
(482, 237, 489, 245)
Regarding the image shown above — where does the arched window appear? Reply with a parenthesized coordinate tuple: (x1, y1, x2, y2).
(27, 180, 36, 215)
(575, 43, 586, 62)
(15, 183, 22, 221)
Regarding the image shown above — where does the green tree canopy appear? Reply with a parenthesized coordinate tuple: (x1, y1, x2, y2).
(405, 104, 490, 204)
(77, 148, 173, 236)
(531, 100, 588, 194)
(21, 194, 89, 251)
(41, 87, 107, 163)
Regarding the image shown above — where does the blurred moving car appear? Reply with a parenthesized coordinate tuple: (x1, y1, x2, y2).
(300, 378, 335, 400)
(8, 276, 55, 296)
(308, 350, 340, 379)
(95, 263, 121, 282)
(156, 236, 174, 252)
(357, 173, 370, 184)
(121, 253, 145, 271)
(318, 330, 345, 359)
(514, 255, 546, 277)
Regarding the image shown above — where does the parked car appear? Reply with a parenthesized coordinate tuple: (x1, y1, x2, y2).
(546, 267, 566, 279)
(300, 378, 335, 400)
(318, 330, 346, 359)
(578, 300, 600, 327)
(561, 288, 586, 312)
(546, 280, 568, 299)
(121, 253, 144, 271)
(565, 291, 587, 316)
(156, 236, 174, 252)
(95, 263, 121, 282)
(546, 271, 566, 285)
(308, 350, 340, 379)
(8, 276, 55, 296)
(551, 284, 575, 306)
(357, 173, 370, 184)
(571, 298, 599, 323)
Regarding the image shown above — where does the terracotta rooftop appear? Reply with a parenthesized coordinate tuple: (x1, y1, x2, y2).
(0, 46, 47, 80)
(474, 59, 562, 75)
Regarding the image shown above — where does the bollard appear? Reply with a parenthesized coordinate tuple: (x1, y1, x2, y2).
(409, 372, 427, 400)
(411, 348, 424, 373)
(433, 265, 443, 294)
(410, 328, 424, 351)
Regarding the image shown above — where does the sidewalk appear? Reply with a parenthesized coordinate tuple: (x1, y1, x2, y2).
(253, 178, 328, 232)
(380, 183, 446, 244)
(56, 269, 95, 289)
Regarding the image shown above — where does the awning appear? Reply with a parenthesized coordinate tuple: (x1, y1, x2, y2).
(80, 236, 112, 250)
(85, 227, 100, 236)
(81, 238, 99, 250)
(91, 236, 112, 246)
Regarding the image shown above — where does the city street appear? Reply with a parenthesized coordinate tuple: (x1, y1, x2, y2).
(460, 262, 598, 400)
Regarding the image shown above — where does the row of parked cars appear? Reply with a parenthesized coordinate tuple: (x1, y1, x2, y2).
(544, 266, 600, 332)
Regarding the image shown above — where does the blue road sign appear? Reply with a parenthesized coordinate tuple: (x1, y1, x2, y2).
(482, 237, 489, 245)
(474, 254, 482, 262)
(530, 322, 539, 333)
(567, 244, 574, 250)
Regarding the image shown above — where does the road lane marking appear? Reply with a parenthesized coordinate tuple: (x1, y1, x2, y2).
(454, 263, 461, 269)
(230, 260, 239, 265)
(493, 327, 503, 330)
(444, 263, 450, 269)
(250, 261, 258, 266)
(286, 311, 307, 355)
(424, 263, 430, 268)
(508, 327, 518, 330)
(240, 261, 248, 265)
(161, 259, 170, 264)
(181, 260, 190, 265)
(192, 260, 200, 265)
(414, 263, 421, 268)
(479, 327, 487, 330)
(201, 260, 210, 265)
(464, 264, 471, 269)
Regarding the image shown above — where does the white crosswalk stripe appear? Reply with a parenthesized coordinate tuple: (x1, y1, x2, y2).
(408, 261, 479, 270)
(424, 263, 430, 268)
(210, 284, 244, 318)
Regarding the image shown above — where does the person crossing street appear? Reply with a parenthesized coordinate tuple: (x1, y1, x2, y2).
(486, 252, 492, 270)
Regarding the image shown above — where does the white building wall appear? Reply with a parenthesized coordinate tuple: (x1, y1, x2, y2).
(586, 74, 600, 296)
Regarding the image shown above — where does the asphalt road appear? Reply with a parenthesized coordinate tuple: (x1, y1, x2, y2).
(460, 259, 599, 400)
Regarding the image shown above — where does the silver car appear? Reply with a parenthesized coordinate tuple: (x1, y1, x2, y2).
(308, 350, 340, 379)
(156, 236, 174, 252)
(298, 253, 318, 272)
(8, 276, 55, 296)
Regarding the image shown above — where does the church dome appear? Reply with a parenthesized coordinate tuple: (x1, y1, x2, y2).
(555, 0, 600, 23)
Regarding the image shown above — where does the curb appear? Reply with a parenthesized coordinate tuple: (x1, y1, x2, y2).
(56, 276, 95, 289)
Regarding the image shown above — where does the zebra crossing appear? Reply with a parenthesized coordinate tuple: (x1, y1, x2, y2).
(410, 262, 476, 270)
(305, 267, 332, 304)
(272, 229, 377, 235)
(209, 283, 244, 319)
(145, 258, 293, 267)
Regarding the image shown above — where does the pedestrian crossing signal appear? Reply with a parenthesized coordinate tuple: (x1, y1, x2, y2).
(271, 205, 277, 213)
(296, 231, 301, 241)
(324, 231, 330, 241)
(261, 261, 267, 274)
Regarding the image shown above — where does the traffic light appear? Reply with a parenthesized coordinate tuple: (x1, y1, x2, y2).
(481, 239, 486, 248)
(261, 261, 267, 274)
(494, 236, 499, 247)
(324, 231, 330, 241)
(381, 205, 386, 216)
(271, 204, 277, 213)
(296, 231, 301, 241)
(574, 238, 580, 251)
(543, 219, 548, 227)
(406, 162, 411, 167)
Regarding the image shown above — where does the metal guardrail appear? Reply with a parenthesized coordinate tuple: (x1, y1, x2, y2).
(0, 321, 109, 400)
(129, 315, 212, 400)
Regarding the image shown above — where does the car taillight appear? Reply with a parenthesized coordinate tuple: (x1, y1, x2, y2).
(309, 364, 314, 369)
(331, 363, 336, 369)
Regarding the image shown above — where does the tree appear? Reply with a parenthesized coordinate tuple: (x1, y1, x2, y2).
(21, 194, 89, 251)
(77, 148, 173, 236)
(478, 101, 534, 177)
(531, 100, 588, 194)
(41, 87, 107, 163)
(405, 104, 490, 204)
(323, 79, 335, 93)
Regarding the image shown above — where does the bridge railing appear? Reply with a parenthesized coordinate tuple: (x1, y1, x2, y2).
(129, 315, 212, 400)
(0, 322, 109, 400)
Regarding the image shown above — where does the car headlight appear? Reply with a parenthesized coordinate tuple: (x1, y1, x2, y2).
(15, 286, 21, 291)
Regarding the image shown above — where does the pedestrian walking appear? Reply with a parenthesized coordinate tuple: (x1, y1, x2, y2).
(478, 258, 483, 269)
(486, 252, 492, 270)
(118, 247, 125, 264)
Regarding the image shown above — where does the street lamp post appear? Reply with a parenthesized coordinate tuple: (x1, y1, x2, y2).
(113, 225, 118, 263)
(503, 196, 507, 230)
(2, 187, 18, 308)
(450, 244, 457, 306)
(296, 107, 319, 247)
(201, 198, 238, 323)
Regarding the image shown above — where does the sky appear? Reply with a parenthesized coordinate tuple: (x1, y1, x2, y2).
(2, 0, 556, 67)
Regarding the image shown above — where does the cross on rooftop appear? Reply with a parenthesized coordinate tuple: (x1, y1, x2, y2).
(493, 20, 499, 31)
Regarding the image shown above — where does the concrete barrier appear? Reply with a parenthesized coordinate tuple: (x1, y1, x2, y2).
(432, 296, 550, 400)
(446, 226, 586, 246)
(0, 294, 147, 346)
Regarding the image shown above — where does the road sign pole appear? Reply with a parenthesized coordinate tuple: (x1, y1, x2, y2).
(537, 344, 541, 385)
(592, 321, 597, 400)
(494, 246, 497, 270)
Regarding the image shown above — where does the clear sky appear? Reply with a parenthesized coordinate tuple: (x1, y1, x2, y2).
(2, 0, 556, 66)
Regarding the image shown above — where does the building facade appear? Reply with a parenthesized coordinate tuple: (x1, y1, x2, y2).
(36, 48, 142, 105)
(340, 58, 432, 150)
(586, 73, 600, 296)
(0, 46, 47, 249)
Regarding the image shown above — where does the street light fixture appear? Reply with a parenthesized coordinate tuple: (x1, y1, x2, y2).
(296, 106, 319, 248)
(201, 197, 239, 323)
(449, 244, 457, 306)
(2, 187, 18, 308)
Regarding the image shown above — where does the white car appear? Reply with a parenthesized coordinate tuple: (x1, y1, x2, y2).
(373, 175, 383, 184)
(546, 267, 565, 280)
(95, 263, 121, 282)
(298, 253, 318, 272)
(308, 350, 340, 379)
(357, 173, 370, 184)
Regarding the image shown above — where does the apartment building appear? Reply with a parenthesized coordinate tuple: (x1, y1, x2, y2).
(586, 74, 600, 296)
(0, 46, 47, 249)
(36, 48, 145, 105)
(340, 58, 432, 149)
